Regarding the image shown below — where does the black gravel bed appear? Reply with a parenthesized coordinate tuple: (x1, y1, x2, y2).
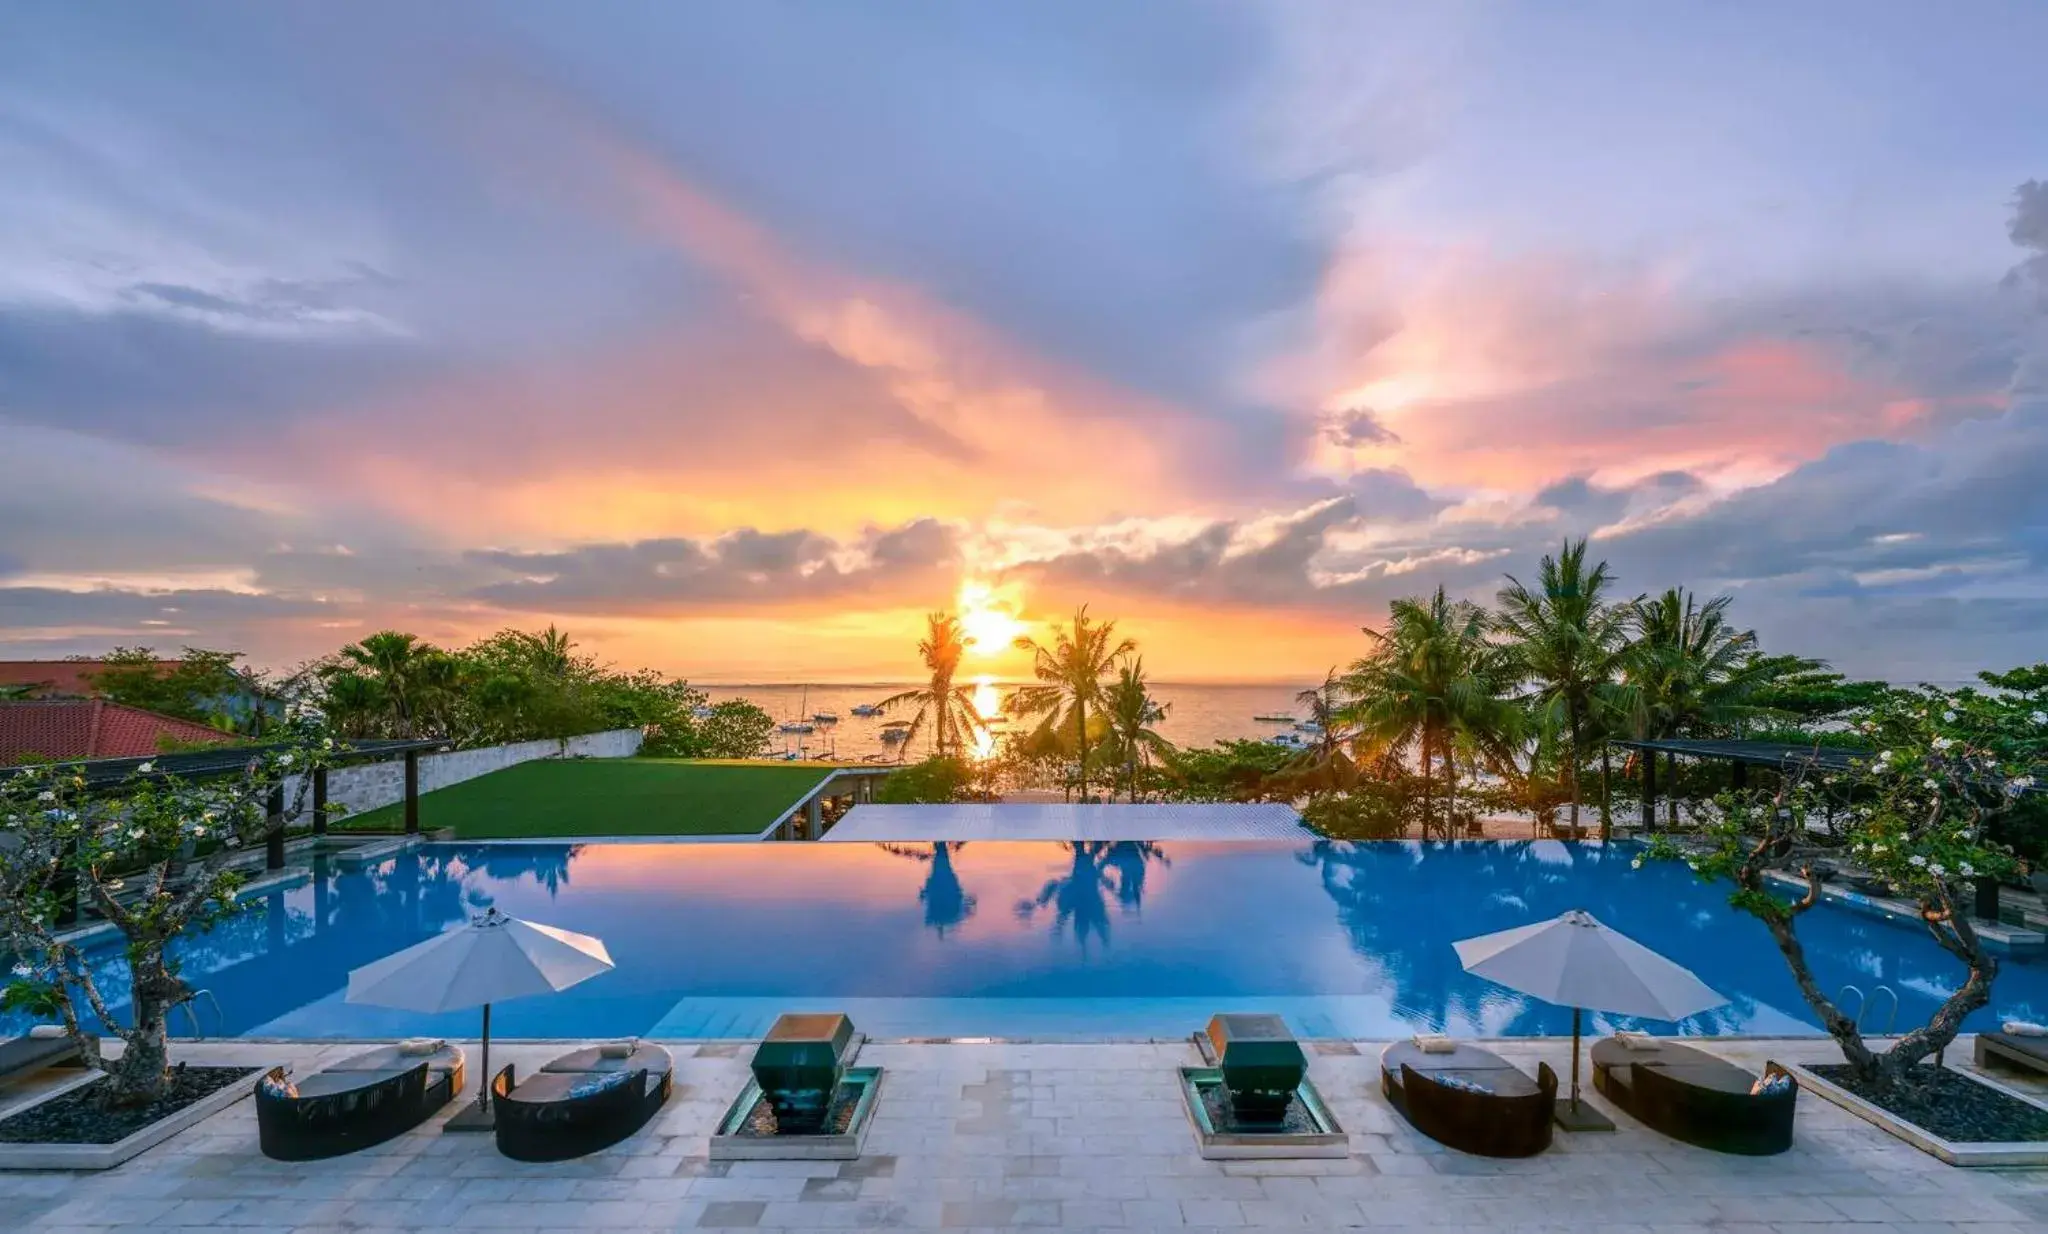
(1196, 1080, 1322, 1135)
(0, 1065, 256, 1145)
(734, 1081, 865, 1138)
(1809, 1063, 2048, 1143)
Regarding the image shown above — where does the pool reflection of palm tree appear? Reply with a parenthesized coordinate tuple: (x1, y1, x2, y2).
(879, 843, 977, 937)
(1014, 842, 1168, 948)
(464, 845, 579, 899)
(1298, 839, 1764, 1035)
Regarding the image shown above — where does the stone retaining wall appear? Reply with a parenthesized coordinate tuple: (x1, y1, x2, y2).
(291, 728, 642, 821)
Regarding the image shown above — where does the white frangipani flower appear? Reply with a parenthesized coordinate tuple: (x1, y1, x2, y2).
(1959, 862, 1976, 877)
(136, 761, 154, 773)
(36, 790, 54, 803)
(1942, 710, 1956, 722)
(1908, 854, 1927, 867)
(1929, 862, 1946, 877)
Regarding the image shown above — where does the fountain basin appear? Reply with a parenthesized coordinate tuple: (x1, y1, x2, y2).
(1177, 1067, 1346, 1159)
(710, 1067, 883, 1160)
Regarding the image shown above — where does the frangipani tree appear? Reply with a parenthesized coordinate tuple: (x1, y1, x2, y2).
(1644, 680, 2038, 1091)
(0, 730, 334, 1105)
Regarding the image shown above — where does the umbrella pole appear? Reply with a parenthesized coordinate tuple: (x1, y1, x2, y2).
(480, 1002, 492, 1109)
(1570, 1006, 1582, 1110)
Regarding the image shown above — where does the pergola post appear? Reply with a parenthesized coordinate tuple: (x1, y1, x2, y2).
(1641, 749, 1657, 832)
(265, 784, 286, 871)
(805, 795, 822, 841)
(1975, 877, 2001, 923)
(1731, 761, 1748, 792)
(312, 766, 329, 836)
(404, 748, 420, 835)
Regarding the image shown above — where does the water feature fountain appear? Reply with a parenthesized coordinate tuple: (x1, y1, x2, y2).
(1179, 1013, 1345, 1158)
(711, 1012, 882, 1160)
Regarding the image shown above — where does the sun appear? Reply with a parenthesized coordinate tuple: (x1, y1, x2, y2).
(956, 580, 1024, 654)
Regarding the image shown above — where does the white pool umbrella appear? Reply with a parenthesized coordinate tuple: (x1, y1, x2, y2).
(1454, 909, 1726, 1121)
(346, 907, 613, 1122)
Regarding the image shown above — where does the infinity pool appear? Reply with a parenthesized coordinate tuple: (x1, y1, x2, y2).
(10, 840, 2045, 1041)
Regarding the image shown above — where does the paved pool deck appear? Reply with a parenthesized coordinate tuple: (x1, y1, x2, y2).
(3, 1036, 2046, 1232)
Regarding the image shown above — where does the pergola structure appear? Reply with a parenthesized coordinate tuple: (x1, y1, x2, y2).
(4, 737, 451, 926)
(1617, 737, 1869, 827)
(1615, 736, 2019, 922)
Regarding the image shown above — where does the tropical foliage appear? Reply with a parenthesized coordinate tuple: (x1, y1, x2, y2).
(1642, 682, 2039, 1091)
(1494, 540, 1631, 836)
(878, 613, 985, 759)
(1101, 658, 1173, 801)
(82, 647, 270, 734)
(1343, 587, 1522, 838)
(0, 726, 335, 1105)
(303, 626, 770, 757)
(1008, 606, 1137, 800)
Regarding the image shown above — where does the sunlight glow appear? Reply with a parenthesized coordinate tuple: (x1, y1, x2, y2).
(968, 674, 1002, 762)
(957, 579, 1025, 653)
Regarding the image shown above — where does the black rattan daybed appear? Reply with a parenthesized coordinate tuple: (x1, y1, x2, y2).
(255, 1041, 466, 1160)
(1591, 1037, 1794, 1155)
(490, 1041, 673, 1161)
(1380, 1040, 1557, 1157)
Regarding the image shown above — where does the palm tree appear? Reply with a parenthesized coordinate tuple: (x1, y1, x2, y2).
(1272, 670, 1361, 798)
(332, 631, 436, 737)
(1007, 606, 1136, 800)
(1621, 588, 1770, 827)
(1494, 539, 1634, 839)
(1103, 658, 1174, 802)
(878, 613, 985, 759)
(1343, 587, 1521, 839)
(521, 625, 576, 678)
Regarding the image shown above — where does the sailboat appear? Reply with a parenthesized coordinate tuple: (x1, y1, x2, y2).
(778, 686, 816, 734)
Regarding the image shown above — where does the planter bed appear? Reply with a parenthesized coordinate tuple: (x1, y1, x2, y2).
(1789, 1060, 2048, 1167)
(0, 1064, 262, 1170)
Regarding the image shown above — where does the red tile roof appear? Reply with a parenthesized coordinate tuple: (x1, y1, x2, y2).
(0, 660, 188, 698)
(0, 699, 234, 765)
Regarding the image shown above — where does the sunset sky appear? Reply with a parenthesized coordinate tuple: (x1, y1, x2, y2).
(4, 2, 2046, 683)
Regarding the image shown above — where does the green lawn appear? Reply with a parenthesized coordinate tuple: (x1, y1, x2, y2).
(337, 759, 843, 839)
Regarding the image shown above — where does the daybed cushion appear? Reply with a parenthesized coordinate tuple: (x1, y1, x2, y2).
(566, 1068, 639, 1100)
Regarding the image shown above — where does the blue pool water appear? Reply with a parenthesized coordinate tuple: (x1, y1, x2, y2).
(10, 840, 2045, 1041)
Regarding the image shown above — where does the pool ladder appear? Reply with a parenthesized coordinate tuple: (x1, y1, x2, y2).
(1835, 984, 1899, 1036)
(173, 988, 224, 1040)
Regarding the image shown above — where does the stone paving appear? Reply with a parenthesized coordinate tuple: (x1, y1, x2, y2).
(3, 1036, 2046, 1232)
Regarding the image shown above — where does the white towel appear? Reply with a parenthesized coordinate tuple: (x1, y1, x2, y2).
(1411, 1033, 1457, 1055)
(2004, 1020, 2048, 1038)
(397, 1037, 446, 1056)
(25, 1024, 67, 1040)
(1614, 1030, 1662, 1052)
(598, 1038, 638, 1059)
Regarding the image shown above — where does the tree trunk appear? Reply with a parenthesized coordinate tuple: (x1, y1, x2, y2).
(1598, 743, 1613, 843)
(1445, 751, 1459, 837)
(1566, 702, 1582, 834)
(1076, 697, 1089, 801)
(1419, 732, 1435, 839)
(1753, 903, 1882, 1080)
(101, 957, 181, 1106)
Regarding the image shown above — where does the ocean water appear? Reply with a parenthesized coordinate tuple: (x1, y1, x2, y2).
(9, 839, 2041, 1042)
(699, 681, 1307, 761)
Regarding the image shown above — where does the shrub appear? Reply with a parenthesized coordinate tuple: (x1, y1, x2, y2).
(876, 757, 973, 804)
